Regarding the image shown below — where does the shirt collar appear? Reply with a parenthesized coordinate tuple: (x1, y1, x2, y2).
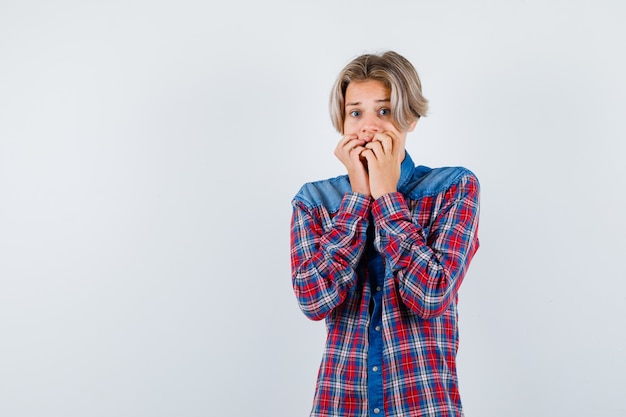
(397, 151, 415, 193)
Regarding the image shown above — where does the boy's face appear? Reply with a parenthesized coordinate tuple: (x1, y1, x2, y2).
(343, 79, 416, 149)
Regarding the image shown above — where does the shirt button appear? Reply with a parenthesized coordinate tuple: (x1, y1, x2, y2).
(374, 408, 381, 414)
(375, 325, 381, 331)
(372, 366, 379, 372)
(376, 286, 382, 292)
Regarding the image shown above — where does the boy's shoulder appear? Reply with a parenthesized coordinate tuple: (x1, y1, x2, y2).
(292, 174, 351, 212)
(403, 165, 478, 199)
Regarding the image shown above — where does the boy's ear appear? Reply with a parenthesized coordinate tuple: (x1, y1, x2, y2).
(407, 118, 419, 132)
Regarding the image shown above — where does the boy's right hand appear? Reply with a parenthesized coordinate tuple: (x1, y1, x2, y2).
(334, 134, 371, 197)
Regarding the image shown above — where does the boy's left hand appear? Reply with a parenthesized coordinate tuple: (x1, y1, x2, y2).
(360, 132, 404, 199)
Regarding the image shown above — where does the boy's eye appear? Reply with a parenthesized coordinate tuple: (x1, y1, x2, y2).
(349, 110, 361, 117)
(379, 108, 391, 116)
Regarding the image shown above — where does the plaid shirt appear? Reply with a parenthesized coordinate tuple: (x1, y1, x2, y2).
(290, 153, 480, 417)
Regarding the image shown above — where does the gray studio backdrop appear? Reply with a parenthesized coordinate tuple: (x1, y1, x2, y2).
(1, 1, 625, 416)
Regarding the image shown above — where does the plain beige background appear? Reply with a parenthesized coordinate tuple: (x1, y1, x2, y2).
(1, 1, 625, 416)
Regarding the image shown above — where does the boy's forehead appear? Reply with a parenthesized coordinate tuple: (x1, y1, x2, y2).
(345, 80, 391, 102)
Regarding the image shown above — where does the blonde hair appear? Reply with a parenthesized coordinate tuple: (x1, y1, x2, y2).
(329, 51, 429, 133)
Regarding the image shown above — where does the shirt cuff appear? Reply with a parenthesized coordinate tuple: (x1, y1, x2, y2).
(371, 192, 410, 222)
(340, 192, 372, 219)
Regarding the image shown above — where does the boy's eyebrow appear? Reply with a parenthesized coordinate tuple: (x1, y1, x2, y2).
(345, 98, 391, 106)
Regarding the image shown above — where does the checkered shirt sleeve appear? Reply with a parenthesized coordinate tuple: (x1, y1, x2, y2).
(290, 192, 371, 321)
(372, 172, 480, 319)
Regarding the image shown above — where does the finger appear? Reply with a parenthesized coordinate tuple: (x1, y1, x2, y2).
(349, 143, 364, 153)
(372, 133, 393, 154)
(339, 134, 358, 146)
(337, 136, 361, 156)
(364, 140, 384, 158)
(344, 140, 366, 156)
(360, 148, 376, 163)
(336, 135, 354, 152)
(384, 132, 405, 159)
(348, 146, 369, 172)
(336, 139, 361, 165)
